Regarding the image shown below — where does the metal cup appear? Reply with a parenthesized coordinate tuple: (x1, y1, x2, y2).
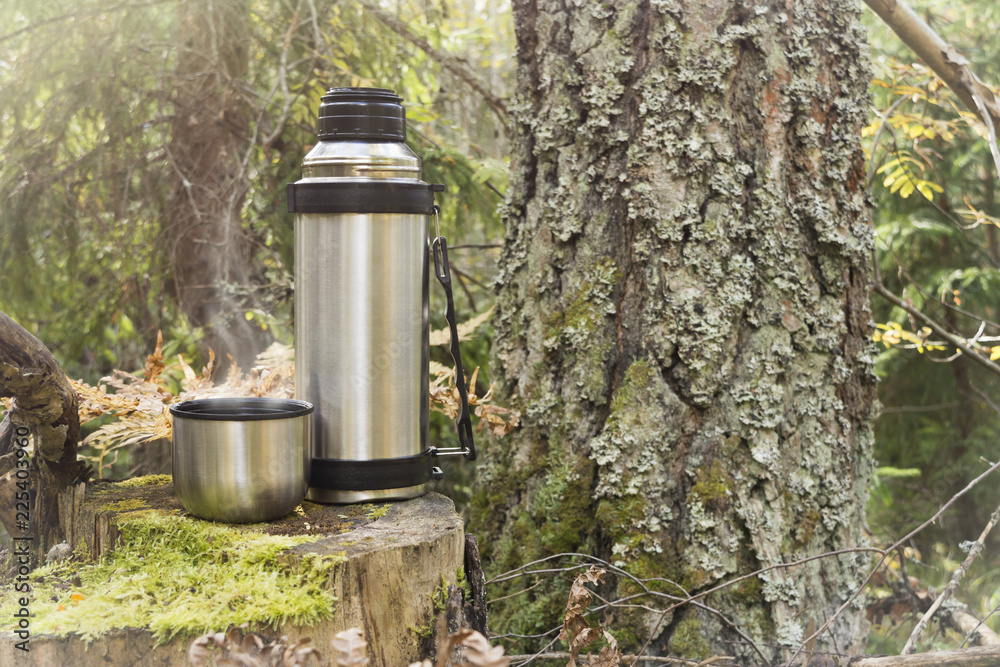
(169, 397, 313, 523)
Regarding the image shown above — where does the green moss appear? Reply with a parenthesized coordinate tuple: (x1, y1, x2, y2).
(536, 461, 593, 554)
(364, 503, 390, 521)
(610, 360, 654, 414)
(114, 474, 172, 488)
(689, 460, 735, 511)
(732, 576, 764, 604)
(0, 511, 343, 644)
(101, 498, 150, 513)
(409, 575, 453, 639)
(455, 567, 471, 600)
(595, 495, 645, 538)
(669, 616, 712, 661)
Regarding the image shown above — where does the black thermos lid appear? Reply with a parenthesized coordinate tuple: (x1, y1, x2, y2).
(316, 87, 406, 141)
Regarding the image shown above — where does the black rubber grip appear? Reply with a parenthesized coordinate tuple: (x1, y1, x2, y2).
(309, 452, 437, 491)
(287, 181, 444, 215)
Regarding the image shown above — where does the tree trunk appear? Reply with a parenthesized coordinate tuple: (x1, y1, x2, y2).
(165, 0, 266, 373)
(477, 0, 877, 662)
(0, 311, 89, 563)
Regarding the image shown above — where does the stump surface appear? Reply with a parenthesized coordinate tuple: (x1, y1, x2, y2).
(0, 479, 464, 666)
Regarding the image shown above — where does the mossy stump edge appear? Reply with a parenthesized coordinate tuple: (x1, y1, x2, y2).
(0, 478, 465, 666)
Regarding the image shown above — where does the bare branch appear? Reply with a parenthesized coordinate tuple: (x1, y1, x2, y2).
(863, 0, 1000, 130)
(852, 645, 1000, 667)
(873, 281, 1000, 378)
(507, 653, 732, 666)
(356, 0, 508, 123)
(901, 500, 1000, 654)
(788, 456, 1000, 665)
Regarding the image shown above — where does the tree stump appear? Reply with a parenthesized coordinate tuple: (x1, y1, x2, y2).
(0, 480, 465, 666)
(0, 310, 89, 564)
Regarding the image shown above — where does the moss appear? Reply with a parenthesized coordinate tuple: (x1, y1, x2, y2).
(114, 474, 172, 488)
(669, 615, 712, 661)
(792, 508, 822, 547)
(454, 567, 471, 600)
(609, 360, 654, 414)
(409, 574, 454, 640)
(364, 503, 390, 521)
(536, 459, 593, 554)
(732, 576, 764, 605)
(101, 498, 150, 513)
(625, 551, 709, 598)
(0, 511, 343, 644)
(689, 460, 735, 511)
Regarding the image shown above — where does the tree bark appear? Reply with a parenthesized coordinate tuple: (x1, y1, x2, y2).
(0, 311, 89, 562)
(165, 0, 267, 373)
(477, 0, 877, 662)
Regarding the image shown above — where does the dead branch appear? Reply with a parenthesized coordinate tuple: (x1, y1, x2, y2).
(850, 645, 1000, 667)
(862, 0, 1000, 129)
(902, 500, 1000, 653)
(947, 607, 1000, 648)
(788, 456, 1000, 665)
(506, 653, 730, 666)
(0, 312, 80, 466)
(356, 0, 508, 123)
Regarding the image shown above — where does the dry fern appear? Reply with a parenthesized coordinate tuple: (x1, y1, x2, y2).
(429, 365, 520, 437)
(76, 309, 515, 477)
(557, 567, 622, 667)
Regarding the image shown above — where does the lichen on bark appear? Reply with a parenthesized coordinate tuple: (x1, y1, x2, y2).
(477, 0, 878, 661)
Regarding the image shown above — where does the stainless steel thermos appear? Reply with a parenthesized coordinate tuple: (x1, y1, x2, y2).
(288, 87, 475, 504)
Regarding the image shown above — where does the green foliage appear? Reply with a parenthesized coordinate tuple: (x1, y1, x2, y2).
(864, 0, 1000, 650)
(864, 0, 1000, 548)
(0, 0, 511, 386)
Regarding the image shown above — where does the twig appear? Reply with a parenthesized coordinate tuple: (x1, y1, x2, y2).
(487, 580, 542, 605)
(852, 644, 1000, 667)
(262, 0, 302, 146)
(867, 95, 910, 187)
(873, 281, 1000, 377)
(490, 550, 877, 667)
(901, 500, 1000, 654)
(970, 87, 1000, 179)
(355, 0, 508, 122)
(506, 653, 734, 666)
(863, 0, 1000, 128)
(787, 456, 1000, 666)
(0, 0, 180, 44)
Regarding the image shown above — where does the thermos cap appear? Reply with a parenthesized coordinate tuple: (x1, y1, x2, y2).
(317, 87, 406, 141)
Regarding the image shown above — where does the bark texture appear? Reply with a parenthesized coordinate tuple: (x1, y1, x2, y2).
(0, 311, 89, 561)
(476, 0, 877, 661)
(165, 0, 266, 372)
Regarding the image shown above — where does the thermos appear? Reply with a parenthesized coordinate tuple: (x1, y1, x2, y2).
(288, 87, 475, 504)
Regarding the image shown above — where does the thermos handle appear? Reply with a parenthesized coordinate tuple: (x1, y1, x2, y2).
(430, 206, 477, 462)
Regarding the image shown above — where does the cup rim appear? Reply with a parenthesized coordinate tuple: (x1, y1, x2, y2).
(168, 397, 314, 422)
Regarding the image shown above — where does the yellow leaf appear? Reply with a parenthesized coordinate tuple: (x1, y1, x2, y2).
(70, 593, 85, 603)
(990, 346, 1000, 361)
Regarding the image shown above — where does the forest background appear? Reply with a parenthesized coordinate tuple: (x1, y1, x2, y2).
(2, 0, 1000, 658)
